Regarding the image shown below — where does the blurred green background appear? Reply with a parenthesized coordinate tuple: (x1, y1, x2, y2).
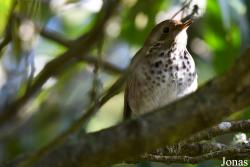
(0, 0, 250, 166)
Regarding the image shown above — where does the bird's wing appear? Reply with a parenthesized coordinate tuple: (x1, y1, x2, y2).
(123, 48, 145, 120)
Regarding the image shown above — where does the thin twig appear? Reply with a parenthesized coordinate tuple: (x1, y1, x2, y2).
(153, 142, 227, 157)
(14, 12, 123, 73)
(181, 120, 250, 144)
(141, 147, 250, 164)
(151, 120, 250, 158)
(0, 0, 123, 142)
(149, 121, 250, 159)
(10, 1, 122, 167)
(17, 61, 133, 167)
(171, 0, 191, 20)
(78, 55, 123, 74)
(39, 25, 123, 74)
(181, 4, 199, 23)
(40, 28, 73, 47)
(0, 0, 121, 128)
(170, 0, 200, 23)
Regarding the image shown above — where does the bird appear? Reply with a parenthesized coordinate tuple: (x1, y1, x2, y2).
(123, 19, 197, 119)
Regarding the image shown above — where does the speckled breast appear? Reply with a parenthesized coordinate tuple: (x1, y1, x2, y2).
(132, 44, 197, 117)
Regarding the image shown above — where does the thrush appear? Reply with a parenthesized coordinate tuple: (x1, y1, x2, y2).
(124, 19, 197, 119)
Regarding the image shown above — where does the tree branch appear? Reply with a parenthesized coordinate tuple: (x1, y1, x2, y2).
(0, 0, 121, 128)
(152, 142, 227, 157)
(40, 27, 124, 74)
(133, 120, 250, 163)
(39, 25, 123, 74)
(14, 13, 124, 74)
(40, 28, 73, 47)
(147, 120, 250, 158)
(171, 0, 199, 23)
(171, 0, 191, 20)
(77, 55, 124, 74)
(181, 120, 250, 144)
(15, 49, 136, 167)
(4, 48, 250, 167)
(140, 145, 250, 164)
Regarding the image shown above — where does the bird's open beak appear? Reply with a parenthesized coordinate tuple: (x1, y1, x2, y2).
(179, 19, 193, 30)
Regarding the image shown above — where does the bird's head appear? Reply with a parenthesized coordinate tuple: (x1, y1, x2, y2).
(145, 19, 192, 47)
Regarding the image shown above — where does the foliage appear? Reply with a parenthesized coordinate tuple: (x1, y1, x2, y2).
(0, 0, 250, 167)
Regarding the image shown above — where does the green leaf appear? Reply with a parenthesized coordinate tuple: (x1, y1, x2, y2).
(0, 0, 12, 35)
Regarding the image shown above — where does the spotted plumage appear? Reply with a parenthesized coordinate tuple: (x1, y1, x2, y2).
(124, 19, 197, 119)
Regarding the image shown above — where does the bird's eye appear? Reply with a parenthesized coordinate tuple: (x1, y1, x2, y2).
(163, 27, 169, 33)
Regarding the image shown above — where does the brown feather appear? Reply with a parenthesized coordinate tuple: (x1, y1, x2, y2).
(123, 19, 197, 120)
(123, 49, 144, 120)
